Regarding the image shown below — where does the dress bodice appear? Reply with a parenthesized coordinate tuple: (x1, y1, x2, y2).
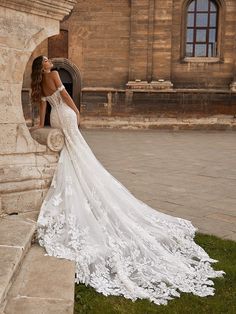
(41, 85, 65, 107)
(42, 84, 77, 132)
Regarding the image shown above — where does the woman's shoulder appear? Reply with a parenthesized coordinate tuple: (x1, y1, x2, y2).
(50, 70, 60, 77)
(50, 70, 62, 86)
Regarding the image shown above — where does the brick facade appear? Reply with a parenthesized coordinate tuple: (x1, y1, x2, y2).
(23, 0, 236, 122)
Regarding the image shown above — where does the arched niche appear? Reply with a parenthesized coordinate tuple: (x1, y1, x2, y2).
(0, 0, 76, 154)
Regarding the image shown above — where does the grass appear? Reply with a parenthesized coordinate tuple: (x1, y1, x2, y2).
(74, 233, 236, 314)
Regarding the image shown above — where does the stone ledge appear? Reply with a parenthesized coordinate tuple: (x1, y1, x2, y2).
(0, 213, 75, 314)
(126, 80, 173, 90)
(30, 128, 65, 152)
(4, 245, 75, 314)
(1, 189, 48, 215)
(81, 87, 231, 93)
(0, 0, 77, 21)
(0, 247, 23, 308)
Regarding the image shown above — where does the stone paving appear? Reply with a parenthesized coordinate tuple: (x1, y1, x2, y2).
(80, 129, 236, 241)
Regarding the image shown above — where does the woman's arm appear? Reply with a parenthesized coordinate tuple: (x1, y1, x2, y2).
(51, 71, 80, 125)
(30, 100, 46, 130)
(39, 100, 47, 127)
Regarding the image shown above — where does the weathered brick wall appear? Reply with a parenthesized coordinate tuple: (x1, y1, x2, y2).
(152, 0, 173, 81)
(128, 0, 173, 81)
(128, 0, 149, 81)
(81, 90, 236, 117)
(23, 0, 236, 90)
(22, 0, 236, 119)
(61, 0, 130, 88)
(130, 91, 236, 115)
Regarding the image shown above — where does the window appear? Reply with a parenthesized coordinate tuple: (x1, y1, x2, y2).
(186, 0, 218, 57)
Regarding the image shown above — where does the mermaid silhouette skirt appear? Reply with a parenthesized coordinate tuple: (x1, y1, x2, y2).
(37, 85, 225, 305)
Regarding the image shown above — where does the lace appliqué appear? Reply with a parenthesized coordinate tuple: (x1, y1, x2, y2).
(37, 210, 225, 306)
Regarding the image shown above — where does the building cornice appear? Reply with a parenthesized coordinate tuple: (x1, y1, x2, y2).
(0, 0, 77, 21)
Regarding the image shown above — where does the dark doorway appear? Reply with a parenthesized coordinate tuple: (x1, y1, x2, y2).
(44, 68, 73, 126)
(58, 68, 73, 98)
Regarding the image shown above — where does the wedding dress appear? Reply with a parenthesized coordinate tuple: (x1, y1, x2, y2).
(37, 85, 225, 306)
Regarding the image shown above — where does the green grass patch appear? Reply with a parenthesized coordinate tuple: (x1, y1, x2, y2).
(74, 233, 236, 314)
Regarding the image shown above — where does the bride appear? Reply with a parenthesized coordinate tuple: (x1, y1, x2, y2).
(31, 55, 224, 306)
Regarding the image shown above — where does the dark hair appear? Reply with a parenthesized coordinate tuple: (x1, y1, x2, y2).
(31, 55, 44, 104)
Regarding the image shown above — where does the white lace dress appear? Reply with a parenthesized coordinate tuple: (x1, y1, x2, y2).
(37, 85, 225, 306)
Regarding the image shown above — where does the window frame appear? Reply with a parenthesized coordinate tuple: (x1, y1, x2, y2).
(181, 0, 224, 63)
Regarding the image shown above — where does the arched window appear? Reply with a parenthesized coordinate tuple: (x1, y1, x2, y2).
(186, 0, 218, 57)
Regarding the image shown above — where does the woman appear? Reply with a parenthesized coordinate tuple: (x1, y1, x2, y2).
(31, 55, 224, 306)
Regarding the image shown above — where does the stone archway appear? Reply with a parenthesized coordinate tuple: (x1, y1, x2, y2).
(51, 58, 82, 109)
(0, 0, 76, 215)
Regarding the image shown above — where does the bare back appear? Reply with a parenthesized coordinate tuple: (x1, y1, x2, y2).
(41, 72, 57, 97)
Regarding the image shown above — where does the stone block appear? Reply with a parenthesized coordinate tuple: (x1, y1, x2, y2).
(0, 179, 50, 194)
(0, 48, 29, 83)
(5, 245, 75, 314)
(0, 124, 46, 155)
(8, 245, 75, 301)
(17, 211, 39, 223)
(35, 153, 60, 165)
(0, 153, 36, 167)
(5, 298, 74, 314)
(0, 125, 18, 154)
(0, 83, 25, 124)
(0, 247, 23, 304)
(0, 200, 2, 217)
(1, 189, 48, 214)
(0, 216, 35, 248)
(0, 165, 51, 184)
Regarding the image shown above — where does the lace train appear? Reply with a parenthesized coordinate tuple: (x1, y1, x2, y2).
(37, 85, 225, 306)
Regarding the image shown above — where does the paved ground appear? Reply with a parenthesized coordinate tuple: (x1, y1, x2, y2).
(80, 129, 236, 241)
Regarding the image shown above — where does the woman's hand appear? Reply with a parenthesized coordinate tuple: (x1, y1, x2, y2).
(30, 124, 44, 131)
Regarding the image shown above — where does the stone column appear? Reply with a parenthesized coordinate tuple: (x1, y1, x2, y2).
(126, 0, 173, 102)
(230, 8, 236, 92)
(147, 0, 155, 82)
(128, 0, 149, 82)
(152, 0, 174, 85)
(0, 0, 76, 216)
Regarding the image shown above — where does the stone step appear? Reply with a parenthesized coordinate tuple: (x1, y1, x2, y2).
(0, 215, 36, 308)
(4, 244, 75, 314)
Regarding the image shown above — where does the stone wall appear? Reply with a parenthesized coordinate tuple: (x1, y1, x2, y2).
(0, 0, 76, 216)
(61, 0, 130, 88)
(81, 89, 236, 117)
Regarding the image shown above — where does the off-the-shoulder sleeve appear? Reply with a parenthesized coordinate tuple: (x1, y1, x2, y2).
(41, 96, 47, 101)
(57, 85, 65, 92)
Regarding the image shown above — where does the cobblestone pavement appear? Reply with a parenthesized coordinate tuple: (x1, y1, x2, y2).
(81, 129, 236, 241)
